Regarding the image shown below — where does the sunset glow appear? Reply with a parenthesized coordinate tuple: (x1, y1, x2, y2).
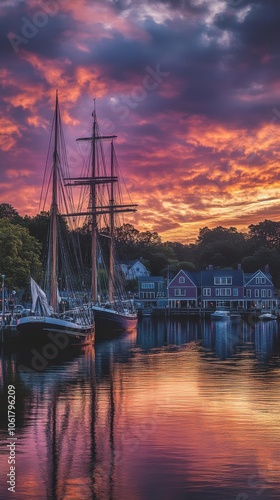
(1, 0, 280, 243)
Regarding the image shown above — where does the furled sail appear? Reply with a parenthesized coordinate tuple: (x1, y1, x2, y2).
(31, 277, 53, 316)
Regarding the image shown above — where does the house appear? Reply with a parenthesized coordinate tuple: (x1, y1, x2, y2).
(200, 267, 245, 309)
(138, 276, 167, 308)
(120, 260, 150, 280)
(244, 268, 276, 310)
(167, 270, 198, 309)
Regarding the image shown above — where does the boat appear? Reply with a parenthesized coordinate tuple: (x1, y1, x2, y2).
(211, 309, 231, 320)
(258, 311, 277, 321)
(65, 101, 138, 335)
(17, 92, 95, 345)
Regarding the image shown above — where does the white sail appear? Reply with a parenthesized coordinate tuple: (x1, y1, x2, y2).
(30, 277, 53, 316)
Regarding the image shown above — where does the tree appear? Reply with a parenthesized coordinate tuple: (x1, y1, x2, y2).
(248, 220, 280, 249)
(196, 226, 248, 268)
(0, 219, 42, 289)
(0, 203, 22, 224)
(23, 211, 50, 252)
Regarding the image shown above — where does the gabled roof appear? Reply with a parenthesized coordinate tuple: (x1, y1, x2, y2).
(244, 270, 273, 286)
(128, 260, 147, 268)
(168, 269, 197, 288)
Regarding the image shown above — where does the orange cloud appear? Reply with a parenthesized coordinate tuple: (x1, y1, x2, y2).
(0, 116, 21, 152)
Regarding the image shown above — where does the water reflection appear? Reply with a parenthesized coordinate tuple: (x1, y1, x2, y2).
(0, 319, 280, 499)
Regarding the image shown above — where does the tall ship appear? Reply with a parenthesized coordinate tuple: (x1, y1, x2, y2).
(17, 92, 95, 345)
(65, 101, 138, 335)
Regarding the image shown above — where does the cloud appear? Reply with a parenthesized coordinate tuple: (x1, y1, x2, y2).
(0, 0, 280, 243)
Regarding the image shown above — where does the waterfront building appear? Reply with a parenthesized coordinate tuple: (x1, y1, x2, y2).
(244, 268, 276, 310)
(138, 276, 167, 309)
(200, 266, 245, 310)
(165, 265, 276, 312)
(167, 270, 198, 309)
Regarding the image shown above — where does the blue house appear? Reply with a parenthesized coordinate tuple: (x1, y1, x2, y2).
(244, 269, 276, 310)
(138, 276, 167, 308)
(201, 266, 245, 309)
(168, 270, 198, 309)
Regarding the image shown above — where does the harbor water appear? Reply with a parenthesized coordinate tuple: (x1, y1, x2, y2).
(1, 317, 280, 499)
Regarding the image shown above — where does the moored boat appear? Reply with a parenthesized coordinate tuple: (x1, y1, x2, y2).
(211, 309, 231, 320)
(17, 93, 95, 345)
(258, 311, 277, 321)
(65, 101, 138, 336)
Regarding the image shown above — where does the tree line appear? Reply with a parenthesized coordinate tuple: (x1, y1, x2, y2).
(1, 203, 280, 292)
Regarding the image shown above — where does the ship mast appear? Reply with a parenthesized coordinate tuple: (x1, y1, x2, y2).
(50, 90, 59, 312)
(91, 104, 98, 302)
(64, 102, 137, 304)
(109, 141, 115, 303)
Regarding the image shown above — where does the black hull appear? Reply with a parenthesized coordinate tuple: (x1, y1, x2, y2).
(93, 307, 137, 338)
(17, 316, 94, 346)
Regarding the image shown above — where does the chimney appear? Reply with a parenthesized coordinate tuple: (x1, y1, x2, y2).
(238, 263, 242, 270)
(265, 264, 269, 273)
(208, 265, 213, 271)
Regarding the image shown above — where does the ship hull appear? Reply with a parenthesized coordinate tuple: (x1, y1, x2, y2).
(92, 306, 137, 337)
(17, 315, 94, 346)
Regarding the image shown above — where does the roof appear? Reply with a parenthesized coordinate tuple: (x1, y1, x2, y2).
(201, 269, 244, 287)
(244, 270, 273, 286)
(168, 269, 197, 288)
(138, 276, 165, 282)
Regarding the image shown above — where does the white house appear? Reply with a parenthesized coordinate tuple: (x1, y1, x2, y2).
(120, 260, 150, 280)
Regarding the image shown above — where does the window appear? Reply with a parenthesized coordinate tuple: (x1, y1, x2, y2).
(179, 276, 186, 284)
(175, 288, 186, 296)
(142, 283, 155, 289)
(255, 289, 259, 298)
(214, 277, 232, 285)
(140, 292, 155, 299)
(218, 288, 231, 296)
(233, 288, 238, 297)
(247, 289, 251, 298)
(203, 288, 211, 296)
(256, 277, 266, 284)
(261, 289, 266, 298)
(215, 289, 220, 296)
(267, 289, 272, 298)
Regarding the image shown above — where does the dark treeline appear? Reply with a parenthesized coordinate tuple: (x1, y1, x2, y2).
(1, 203, 280, 290)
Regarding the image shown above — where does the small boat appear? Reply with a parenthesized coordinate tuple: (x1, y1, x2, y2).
(258, 311, 277, 321)
(211, 309, 231, 320)
(17, 92, 94, 345)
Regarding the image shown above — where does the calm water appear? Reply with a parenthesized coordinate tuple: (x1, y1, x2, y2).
(1, 317, 280, 500)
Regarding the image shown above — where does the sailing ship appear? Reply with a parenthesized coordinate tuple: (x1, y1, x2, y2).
(17, 92, 95, 345)
(65, 101, 138, 334)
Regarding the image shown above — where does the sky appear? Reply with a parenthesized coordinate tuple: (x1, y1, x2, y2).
(1, 0, 280, 244)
